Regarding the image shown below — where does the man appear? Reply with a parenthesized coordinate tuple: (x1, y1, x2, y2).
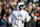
(8, 2, 31, 27)
(35, 10, 40, 27)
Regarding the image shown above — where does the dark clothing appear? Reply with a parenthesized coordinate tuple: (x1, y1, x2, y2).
(24, 22, 29, 27)
(24, 18, 36, 27)
(1, 9, 5, 16)
(0, 24, 6, 27)
(1, 10, 9, 17)
(0, 18, 7, 27)
(0, 18, 7, 25)
(29, 19, 36, 27)
(36, 20, 40, 27)
(4, 12, 9, 16)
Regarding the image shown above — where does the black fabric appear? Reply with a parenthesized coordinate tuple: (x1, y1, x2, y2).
(24, 22, 29, 27)
(36, 20, 40, 27)
(0, 18, 7, 25)
(24, 19, 36, 27)
(4, 12, 9, 16)
(1, 9, 5, 16)
(29, 19, 36, 27)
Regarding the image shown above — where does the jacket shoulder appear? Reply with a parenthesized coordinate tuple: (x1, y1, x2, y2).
(22, 10, 28, 13)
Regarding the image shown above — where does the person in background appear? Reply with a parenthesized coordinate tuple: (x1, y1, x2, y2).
(0, 16, 7, 27)
(1, 1, 3, 5)
(4, 1, 6, 4)
(9, 0, 18, 11)
(1, 4, 6, 17)
(24, 1, 36, 27)
(33, 0, 39, 4)
(4, 9, 9, 16)
(27, 1, 32, 16)
(24, 6, 36, 27)
(34, 7, 40, 27)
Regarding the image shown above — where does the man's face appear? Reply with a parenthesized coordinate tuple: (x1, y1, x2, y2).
(19, 6, 23, 10)
(5, 9, 8, 12)
(29, 1, 32, 6)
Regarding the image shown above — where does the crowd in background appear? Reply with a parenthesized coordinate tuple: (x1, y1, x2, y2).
(0, 0, 40, 27)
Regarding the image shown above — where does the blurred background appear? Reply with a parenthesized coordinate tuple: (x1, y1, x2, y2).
(0, 0, 40, 27)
